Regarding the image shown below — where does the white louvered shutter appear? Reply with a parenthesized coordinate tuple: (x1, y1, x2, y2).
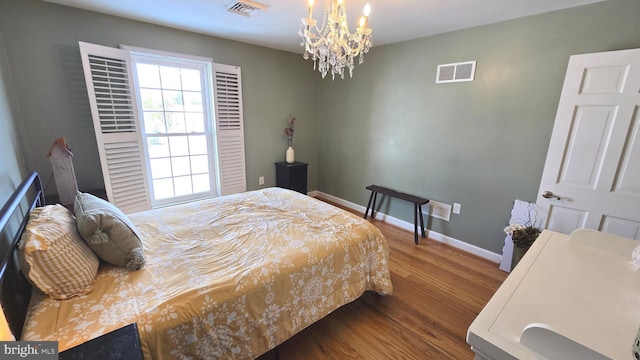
(213, 64, 247, 195)
(78, 41, 151, 213)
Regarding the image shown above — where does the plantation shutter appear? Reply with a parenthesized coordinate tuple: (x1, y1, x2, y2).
(213, 64, 247, 195)
(78, 41, 151, 213)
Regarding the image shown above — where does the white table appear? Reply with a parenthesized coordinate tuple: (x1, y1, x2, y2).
(467, 229, 640, 360)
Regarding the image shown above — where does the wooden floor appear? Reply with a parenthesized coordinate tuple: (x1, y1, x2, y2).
(258, 202, 508, 360)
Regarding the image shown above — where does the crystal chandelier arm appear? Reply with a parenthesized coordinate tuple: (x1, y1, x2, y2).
(299, 0, 331, 48)
(307, 0, 314, 18)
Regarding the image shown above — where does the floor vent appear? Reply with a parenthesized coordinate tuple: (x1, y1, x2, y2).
(226, 0, 268, 17)
(436, 61, 476, 83)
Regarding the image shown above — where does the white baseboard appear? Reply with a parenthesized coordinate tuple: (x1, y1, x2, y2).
(314, 191, 502, 264)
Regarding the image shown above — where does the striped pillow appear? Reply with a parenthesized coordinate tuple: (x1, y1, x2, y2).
(19, 204, 99, 299)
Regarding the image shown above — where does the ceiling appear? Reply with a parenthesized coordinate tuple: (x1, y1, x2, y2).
(42, 0, 603, 54)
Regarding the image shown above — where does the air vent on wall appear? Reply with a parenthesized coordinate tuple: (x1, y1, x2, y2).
(436, 61, 476, 83)
(226, 0, 268, 17)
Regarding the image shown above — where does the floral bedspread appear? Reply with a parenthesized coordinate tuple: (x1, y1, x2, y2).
(22, 187, 393, 359)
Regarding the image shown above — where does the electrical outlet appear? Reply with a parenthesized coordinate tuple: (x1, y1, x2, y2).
(258, 176, 264, 185)
(424, 201, 452, 221)
(453, 202, 461, 214)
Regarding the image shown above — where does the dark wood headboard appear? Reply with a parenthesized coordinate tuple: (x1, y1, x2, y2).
(0, 171, 45, 339)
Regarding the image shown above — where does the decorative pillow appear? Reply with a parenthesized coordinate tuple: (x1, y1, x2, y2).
(74, 192, 145, 271)
(19, 204, 99, 299)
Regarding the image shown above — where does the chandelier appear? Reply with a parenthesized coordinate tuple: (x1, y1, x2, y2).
(299, 0, 372, 79)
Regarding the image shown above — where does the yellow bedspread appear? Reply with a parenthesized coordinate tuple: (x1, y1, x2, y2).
(22, 188, 392, 359)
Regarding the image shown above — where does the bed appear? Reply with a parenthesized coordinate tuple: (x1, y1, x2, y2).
(0, 171, 392, 359)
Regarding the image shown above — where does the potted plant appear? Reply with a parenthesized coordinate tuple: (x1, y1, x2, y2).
(504, 222, 542, 269)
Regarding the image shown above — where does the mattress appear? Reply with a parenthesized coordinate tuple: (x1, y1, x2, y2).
(22, 187, 393, 359)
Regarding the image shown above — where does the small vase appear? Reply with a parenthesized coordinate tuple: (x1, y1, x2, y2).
(511, 246, 529, 270)
(286, 146, 295, 163)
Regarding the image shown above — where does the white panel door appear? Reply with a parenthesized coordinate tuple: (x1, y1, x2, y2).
(536, 48, 640, 240)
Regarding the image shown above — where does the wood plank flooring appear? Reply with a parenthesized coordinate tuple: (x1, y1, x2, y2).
(258, 202, 508, 360)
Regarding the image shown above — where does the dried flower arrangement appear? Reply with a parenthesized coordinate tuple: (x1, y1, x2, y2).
(283, 114, 296, 147)
(503, 223, 542, 249)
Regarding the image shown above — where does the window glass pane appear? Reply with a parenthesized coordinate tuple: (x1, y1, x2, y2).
(150, 158, 172, 178)
(171, 156, 191, 176)
(166, 112, 186, 133)
(136, 63, 160, 88)
(147, 137, 169, 158)
(191, 155, 209, 174)
(140, 89, 164, 111)
(181, 69, 201, 91)
(143, 111, 166, 134)
(189, 135, 207, 155)
(163, 90, 184, 111)
(185, 113, 205, 133)
(174, 176, 193, 196)
(192, 174, 210, 193)
(169, 136, 189, 156)
(153, 178, 174, 200)
(183, 91, 203, 112)
(160, 66, 182, 90)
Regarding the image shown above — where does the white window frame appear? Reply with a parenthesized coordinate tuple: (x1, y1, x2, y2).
(79, 41, 246, 213)
(125, 47, 219, 207)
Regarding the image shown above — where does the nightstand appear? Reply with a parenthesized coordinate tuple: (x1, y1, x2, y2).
(275, 161, 308, 194)
(59, 323, 143, 360)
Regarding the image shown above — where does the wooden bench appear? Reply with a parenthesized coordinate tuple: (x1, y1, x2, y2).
(364, 185, 430, 244)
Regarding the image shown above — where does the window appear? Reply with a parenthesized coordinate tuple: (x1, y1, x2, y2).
(131, 54, 216, 206)
(79, 42, 246, 213)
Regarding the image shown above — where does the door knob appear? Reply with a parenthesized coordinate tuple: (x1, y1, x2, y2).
(542, 191, 561, 200)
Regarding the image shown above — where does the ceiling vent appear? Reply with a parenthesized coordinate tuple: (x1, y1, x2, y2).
(226, 0, 268, 17)
(436, 61, 476, 83)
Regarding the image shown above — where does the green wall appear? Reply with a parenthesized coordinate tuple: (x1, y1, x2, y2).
(317, 0, 640, 253)
(0, 29, 27, 204)
(0, 0, 318, 196)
